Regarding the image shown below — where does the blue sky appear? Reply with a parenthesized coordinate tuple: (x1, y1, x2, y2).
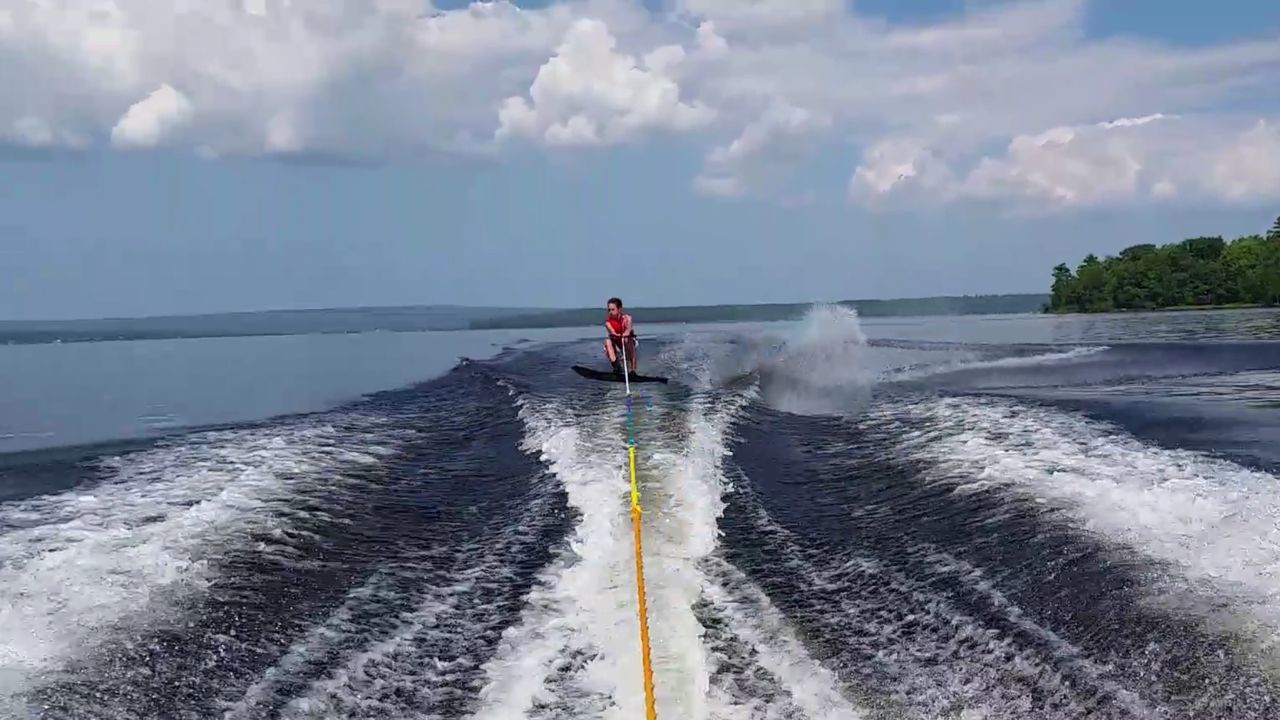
(2, 0, 1278, 319)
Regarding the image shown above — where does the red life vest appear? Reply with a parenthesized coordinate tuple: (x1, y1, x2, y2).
(606, 313, 629, 336)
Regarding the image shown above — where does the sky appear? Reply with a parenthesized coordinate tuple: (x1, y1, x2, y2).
(2, 0, 1279, 320)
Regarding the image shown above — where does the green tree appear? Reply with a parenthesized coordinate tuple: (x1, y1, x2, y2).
(1260, 234, 1280, 304)
(1222, 235, 1266, 303)
(1075, 254, 1113, 312)
(1046, 216, 1280, 312)
(1050, 263, 1076, 311)
(1182, 236, 1225, 262)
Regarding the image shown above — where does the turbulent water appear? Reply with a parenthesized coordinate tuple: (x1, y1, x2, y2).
(2, 307, 1279, 719)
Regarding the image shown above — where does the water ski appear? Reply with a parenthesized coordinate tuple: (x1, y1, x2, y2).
(572, 365, 669, 384)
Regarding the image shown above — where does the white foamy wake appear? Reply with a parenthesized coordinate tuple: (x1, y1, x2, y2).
(0, 413, 403, 709)
(468, 372, 866, 719)
(222, 551, 454, 719)
(880, 345, 1110, 383)
(632, 387, 758, 719)
(270, 490, 564, 720)
(891, 395, 1280, 653)
(224, 483, 564, 720)
(700, 556, 870, 720)
(466, 393, 639, 720)
(708, 478, 1164, 720)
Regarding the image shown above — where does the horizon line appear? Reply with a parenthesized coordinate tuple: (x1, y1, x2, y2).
(0, 292, 1051, 325)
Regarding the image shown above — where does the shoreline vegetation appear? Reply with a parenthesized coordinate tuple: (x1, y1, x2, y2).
(1046, 215, 1280, 314)
(2, 294, 1048, 346)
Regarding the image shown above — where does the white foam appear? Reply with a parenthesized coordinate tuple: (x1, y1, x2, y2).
(0, 414, 401, 706)
(882, 345, 1109, 382)
(469, 373, 864, 719)
(467, 395, 637, 719)
(893, 395, 1280, 652)
(225, 569, 400, 718)
(714, 485, 1165, 718)
(241, 474, 567, 719)
(701, 557, 867, 720)
(634, 388, 756, 719)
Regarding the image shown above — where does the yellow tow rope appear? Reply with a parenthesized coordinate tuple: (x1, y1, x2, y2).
(620, 341, 658, 719)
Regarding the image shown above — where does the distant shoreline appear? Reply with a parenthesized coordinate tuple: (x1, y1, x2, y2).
(1, 294, 1048, 346)
(1045, 303, 1273, 315)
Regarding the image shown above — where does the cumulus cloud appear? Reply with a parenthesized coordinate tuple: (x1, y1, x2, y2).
(4, 116, 87, 149)
(495, 17, 713, 147)
(965, 114, 1280, 207)
(678, 0, 1280, 206)
(0, 0, 1278, 208)
(0, 0, 591, 158)
(1210, 120, 1280, 201)
(694, 100, 829, 197)
(848, 137, 956, 203)
(111, 84, 194, 148)
(961, 122, 1154, 206)
(851, 114, 1280, 209)
(695, 21, 729, 56)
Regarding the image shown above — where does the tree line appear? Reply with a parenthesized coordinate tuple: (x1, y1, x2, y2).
(1047, 215, 1280, 313)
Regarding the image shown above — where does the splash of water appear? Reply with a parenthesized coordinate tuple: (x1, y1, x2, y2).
(753, 304, 876, 416)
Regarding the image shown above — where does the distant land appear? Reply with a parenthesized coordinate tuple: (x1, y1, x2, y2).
(469, 294, 1049, 330)
(0, 305, 529, 345)
(0, 294, 1049, 346)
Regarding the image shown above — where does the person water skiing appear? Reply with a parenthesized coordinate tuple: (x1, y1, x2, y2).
(604, 296, 637, 375)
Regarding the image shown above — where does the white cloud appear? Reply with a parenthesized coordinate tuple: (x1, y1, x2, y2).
(853, 114, 1280, 209)
(11, 116, 55, 147)
(0, 0, 588, 158)
(673, 0, 843, 31)
(1210, 120, 1280, 201)
(264, 111, 304, 154)
(0, 0, 1277, 208)
(962, 123, 1149, 206)
(849, 137, 956, 203)
(495, 17, 713, 147)
(5, 116, 87, 149)
(1097, 113, 1169, 129)
(695, 100, 829, 197)
(883, 0, 1083, 53)
(963, 114, 1280, 207)
(695, 21, 729, 56)
(676, 0, 1280, 206)
(110, 84, 194, 148)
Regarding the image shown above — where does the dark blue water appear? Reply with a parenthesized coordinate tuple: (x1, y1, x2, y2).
(2, 307, 1279, 719)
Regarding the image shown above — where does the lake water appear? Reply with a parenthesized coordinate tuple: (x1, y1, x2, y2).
(2, 306, 1279, 719)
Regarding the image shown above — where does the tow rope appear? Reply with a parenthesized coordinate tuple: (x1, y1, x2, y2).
(620, 340, 658, 719)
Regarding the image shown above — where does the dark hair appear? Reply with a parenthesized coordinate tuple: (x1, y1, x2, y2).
(607, 297, 623, 309)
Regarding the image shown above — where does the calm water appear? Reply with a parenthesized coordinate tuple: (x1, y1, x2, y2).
(0, 326, 597, 454)
(1, 306, 1278, 719)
